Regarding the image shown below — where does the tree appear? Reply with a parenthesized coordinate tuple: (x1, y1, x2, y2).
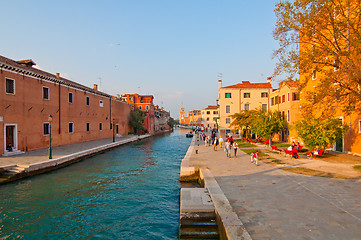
(167, 117, 176, 129)
(230, 109, 286, 145)
(230, 110, 257, 137)
(273, 0, 361, 114)
(250, 110, 286, 145)
(129, 109, 145, 134)
(296, 114, 348, 149)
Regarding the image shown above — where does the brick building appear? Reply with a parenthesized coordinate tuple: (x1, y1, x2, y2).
(179, 108, 202, 126)
(154, 105, 170, 134)
(121, 94, 155, 135)
(0, 55, 132, 156)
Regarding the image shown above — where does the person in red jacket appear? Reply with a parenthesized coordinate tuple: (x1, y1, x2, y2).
(253, 151, 259, 166)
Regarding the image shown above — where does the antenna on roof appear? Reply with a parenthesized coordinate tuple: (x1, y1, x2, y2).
(97, 77, 102, 91)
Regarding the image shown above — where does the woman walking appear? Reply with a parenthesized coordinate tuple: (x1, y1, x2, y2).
(225, 139, 231, 158)
(233, 141, 238, 158)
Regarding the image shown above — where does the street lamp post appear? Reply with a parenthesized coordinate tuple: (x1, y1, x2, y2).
(48, 115, 53, 159)
(112, 118, 115, 142)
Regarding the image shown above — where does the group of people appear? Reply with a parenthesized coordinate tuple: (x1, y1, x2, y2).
(223, 136, 239, 158)
(199, 132, 261, 166)
(250, 151, 259, 166)
(308, 145, 320, 158)
(287, 141, 302, 158)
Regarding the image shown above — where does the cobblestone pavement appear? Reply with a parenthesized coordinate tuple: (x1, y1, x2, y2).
(0, 135, 136, 168)
(190, 136, 361, 240)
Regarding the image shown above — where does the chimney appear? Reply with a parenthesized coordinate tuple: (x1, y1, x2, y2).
(56, 73, 60, 79)
(116, 94, 120, 99)
(93, 84, 98, 91)
(267, 77, 272, 84)
(218, 80, 222, 90)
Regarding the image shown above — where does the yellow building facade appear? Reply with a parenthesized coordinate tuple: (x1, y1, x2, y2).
(269, 81, 301, 143)
(201, 105, 219, 129)
(218, 79, 272, 137)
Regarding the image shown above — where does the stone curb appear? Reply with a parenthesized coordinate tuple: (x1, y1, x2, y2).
(180, 135, 253, 240)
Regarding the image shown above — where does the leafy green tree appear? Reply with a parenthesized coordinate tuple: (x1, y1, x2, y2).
(167, 117, 176, 129)
(230, 110, 257, 138)
(231, 109, 286, 145)
(296, 115, 348, 149)
(273, 0, 361, 114)
(129, 109, 145, 134)
(250, 110, 286, 145)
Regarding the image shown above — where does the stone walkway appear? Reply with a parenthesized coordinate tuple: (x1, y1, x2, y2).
(0, 135, 138, 168)
(189, 136, 361, 240)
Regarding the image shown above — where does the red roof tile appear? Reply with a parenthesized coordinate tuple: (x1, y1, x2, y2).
(203, 105, 218, 110)
(223, 81, 272, 89)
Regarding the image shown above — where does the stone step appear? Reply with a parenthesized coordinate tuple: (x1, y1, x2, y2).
(180, 219, 218, 231)
(180, 212, 217, 221)
(7, 167, 25, 173)
(2, 150, 25, 157)
(179, 228, 219, 239)
(180, 219, 217, 229)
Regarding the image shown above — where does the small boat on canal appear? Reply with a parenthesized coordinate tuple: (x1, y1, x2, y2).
(186, 132, 193, 138)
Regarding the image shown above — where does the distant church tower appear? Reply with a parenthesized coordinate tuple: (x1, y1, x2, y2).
(179, 107, 186, 124)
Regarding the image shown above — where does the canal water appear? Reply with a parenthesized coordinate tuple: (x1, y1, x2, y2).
(0, 129, 192, 240)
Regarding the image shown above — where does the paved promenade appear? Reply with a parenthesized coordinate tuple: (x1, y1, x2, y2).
(0, 135, 146, 170)
(189, 136, 361, 240)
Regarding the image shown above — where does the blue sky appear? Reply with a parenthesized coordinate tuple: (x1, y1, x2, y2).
(1, 0, 280, 118)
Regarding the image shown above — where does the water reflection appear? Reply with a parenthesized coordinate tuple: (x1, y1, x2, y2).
(0, 129, 191, 240)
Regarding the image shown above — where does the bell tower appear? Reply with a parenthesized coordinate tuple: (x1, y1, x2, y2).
(179, 108, 185, 124)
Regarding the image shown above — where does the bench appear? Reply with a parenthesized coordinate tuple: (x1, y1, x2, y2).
(306, 149, 324, 158)
(283, 149, 299, 158)
(271, 145, 282, 154)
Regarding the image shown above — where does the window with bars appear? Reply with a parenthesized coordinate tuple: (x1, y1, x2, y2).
(5, 78, 15, 94)
(69, 123, 74, 133)
(43, 123, 50, 135)
(261, 92, 268, 98)
(69, 93, 73, 103)
(43, 87, 49, 99)
(226, 105, 230, 113)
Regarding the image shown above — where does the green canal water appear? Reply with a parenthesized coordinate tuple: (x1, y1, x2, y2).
(0, 128, 192, 239)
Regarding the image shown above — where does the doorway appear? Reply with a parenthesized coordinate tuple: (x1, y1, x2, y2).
(5, 124, 17, 151)
(335, 117, 344, 152)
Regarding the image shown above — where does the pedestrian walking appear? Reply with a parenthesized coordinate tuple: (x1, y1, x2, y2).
(225, 139, 231, 158)
(233, 141, 238, 158)
(213, 137, 219, 151)
(219, 136, 224, 148)
(253, 151, 259, 166)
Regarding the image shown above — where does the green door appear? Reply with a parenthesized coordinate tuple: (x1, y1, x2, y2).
(335, 137, 343, 152)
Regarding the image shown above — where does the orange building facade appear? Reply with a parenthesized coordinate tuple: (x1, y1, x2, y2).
(179, 108, 202, 126)
(121, 94, 155, 135)
(0, 55, 132, 156)
(298, 1, 361, 155)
